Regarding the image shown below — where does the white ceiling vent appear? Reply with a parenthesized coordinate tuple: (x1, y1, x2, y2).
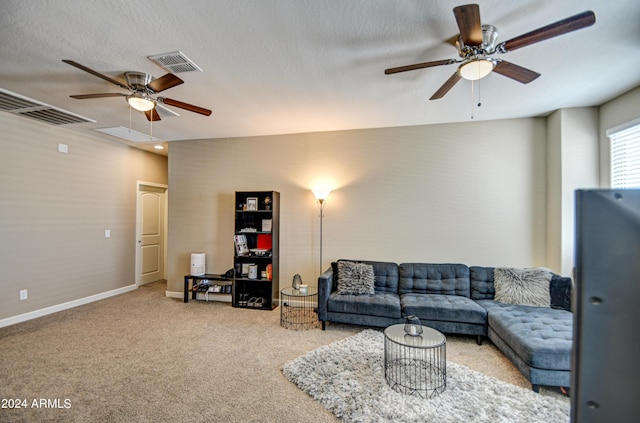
(0, 88, 95, 125)
(147, 51, 202, 73)
(94, 126, 162, 143)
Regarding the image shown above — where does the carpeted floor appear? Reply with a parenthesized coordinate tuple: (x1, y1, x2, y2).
(0, 281, 566, 422)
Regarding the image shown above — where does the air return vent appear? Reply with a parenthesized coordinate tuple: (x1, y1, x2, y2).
(147, 51, 202, 73)
(0, 88, 95, 125)
(94, 126, 161, 143)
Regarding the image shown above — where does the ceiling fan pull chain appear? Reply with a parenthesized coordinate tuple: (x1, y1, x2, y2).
(470, 80, 474, 119)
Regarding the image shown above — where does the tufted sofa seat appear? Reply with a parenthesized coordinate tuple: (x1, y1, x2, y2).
(324, 261, 403, 328)
(399, 263, 488, 337)
(317, 260, 573, 392)
(479, 300, 573, 391)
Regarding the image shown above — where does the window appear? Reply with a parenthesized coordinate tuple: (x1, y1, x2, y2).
(608, 119, 640, 188)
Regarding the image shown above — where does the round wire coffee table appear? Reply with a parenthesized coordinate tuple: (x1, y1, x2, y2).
(384, 324, 446, 398)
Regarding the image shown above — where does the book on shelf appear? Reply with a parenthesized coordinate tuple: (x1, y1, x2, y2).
(257, 234, 272, 250)
(234, 235, 249, 256)
(261, 219, 272, 232)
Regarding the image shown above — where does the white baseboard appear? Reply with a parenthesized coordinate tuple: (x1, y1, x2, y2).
(0, 284, 137, 329)
(165, 290, 184, 300)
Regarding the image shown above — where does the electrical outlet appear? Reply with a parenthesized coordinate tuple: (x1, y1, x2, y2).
(20, 289, 28, 300)
(58, 143, 68, 153)
(104, 229, 111, 238)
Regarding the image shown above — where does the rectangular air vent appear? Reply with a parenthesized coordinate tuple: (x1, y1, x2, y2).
(94, 126, 162, 143)
(147, 51, 203, 73)
(0, 88, 95, 125)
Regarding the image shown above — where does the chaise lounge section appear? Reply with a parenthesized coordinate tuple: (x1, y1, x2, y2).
(317, 259, 573, 392)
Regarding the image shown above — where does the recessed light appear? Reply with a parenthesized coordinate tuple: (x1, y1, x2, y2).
(154, 145, 164, 150)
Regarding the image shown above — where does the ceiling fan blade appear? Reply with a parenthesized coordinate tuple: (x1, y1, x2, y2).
(499, 10, 596, 52)
(453, 4, 483, 46)
(70, 93, 127, 99)
(145, 108, 161, 121)
(429, 72, 462, 100)
(493, 61, 541, 84)
(62, 60, 129, 90)
(146, 73, 184, 93)
(156, 103, 180, 117)
(160, 97, 212, 116)
(385, 59, 455, 75)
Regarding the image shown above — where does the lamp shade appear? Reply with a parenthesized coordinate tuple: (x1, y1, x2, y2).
(127, 92, 155, 112)
(312, 190, 331, 201)
(458, 58, 495, 81)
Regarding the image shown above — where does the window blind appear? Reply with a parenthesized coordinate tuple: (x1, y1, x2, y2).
(608, 120, 640, 188)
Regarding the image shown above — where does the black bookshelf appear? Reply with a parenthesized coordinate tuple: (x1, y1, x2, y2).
(232, 191, 279, 310)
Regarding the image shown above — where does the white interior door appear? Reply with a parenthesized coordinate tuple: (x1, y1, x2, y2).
(137, 184, 166, 286)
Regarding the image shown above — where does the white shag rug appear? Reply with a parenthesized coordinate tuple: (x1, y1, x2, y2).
(282, 329, 570, 423)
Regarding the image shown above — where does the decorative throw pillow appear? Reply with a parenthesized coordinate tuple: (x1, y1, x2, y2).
(494, 267, 552, 307)
(549, 275, 572, 311)
(337, 261, 375, 295)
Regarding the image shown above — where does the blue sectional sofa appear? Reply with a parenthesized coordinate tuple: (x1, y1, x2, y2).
(317, 260, 573, 392)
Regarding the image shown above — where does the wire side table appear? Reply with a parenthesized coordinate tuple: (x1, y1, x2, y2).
(280, 287, 319, 330)
(384, 324, 446, 399)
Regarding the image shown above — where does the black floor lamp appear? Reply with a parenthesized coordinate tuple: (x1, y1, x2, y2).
(312, 190, 331, 274)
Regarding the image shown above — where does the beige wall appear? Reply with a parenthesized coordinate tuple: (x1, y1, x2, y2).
(0, 112, 167, 322)
(2, 84, 637, 324)
(546, 108, 600, 276)
(543, 87, 640, 275)
(167, 117, 551, 296)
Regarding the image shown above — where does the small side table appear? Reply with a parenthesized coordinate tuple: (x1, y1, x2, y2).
(384, 324, 446, 399)
(183, 274, 232, 303)
(280, 287, 319, 330)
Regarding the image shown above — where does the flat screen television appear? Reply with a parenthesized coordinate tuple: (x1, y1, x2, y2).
(572, 189, 640, 423)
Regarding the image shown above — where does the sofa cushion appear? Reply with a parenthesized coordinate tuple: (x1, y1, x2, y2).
(479, 300, 572, 371)
(400, 293, 487, 325)
(327, 291, 401, 318)
(470, 266, 495, 300)
(336, 261, 375, 295)
(333, 260, 399, 294)
(399, 263, 470, 297)
(494, 267, 552, 307)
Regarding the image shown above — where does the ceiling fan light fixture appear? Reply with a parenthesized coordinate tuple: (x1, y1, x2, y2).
(458, 58, 495, 81)
(127, 92, 155, 112)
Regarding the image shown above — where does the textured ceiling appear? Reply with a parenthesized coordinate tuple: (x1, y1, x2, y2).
(1, 0, 639, 156)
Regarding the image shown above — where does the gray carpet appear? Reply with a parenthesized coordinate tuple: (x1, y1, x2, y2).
(283, 329, 570, 423)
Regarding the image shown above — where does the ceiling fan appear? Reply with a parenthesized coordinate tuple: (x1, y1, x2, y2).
(385, 4, 596, 100)
(62, 59, 212, 120)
